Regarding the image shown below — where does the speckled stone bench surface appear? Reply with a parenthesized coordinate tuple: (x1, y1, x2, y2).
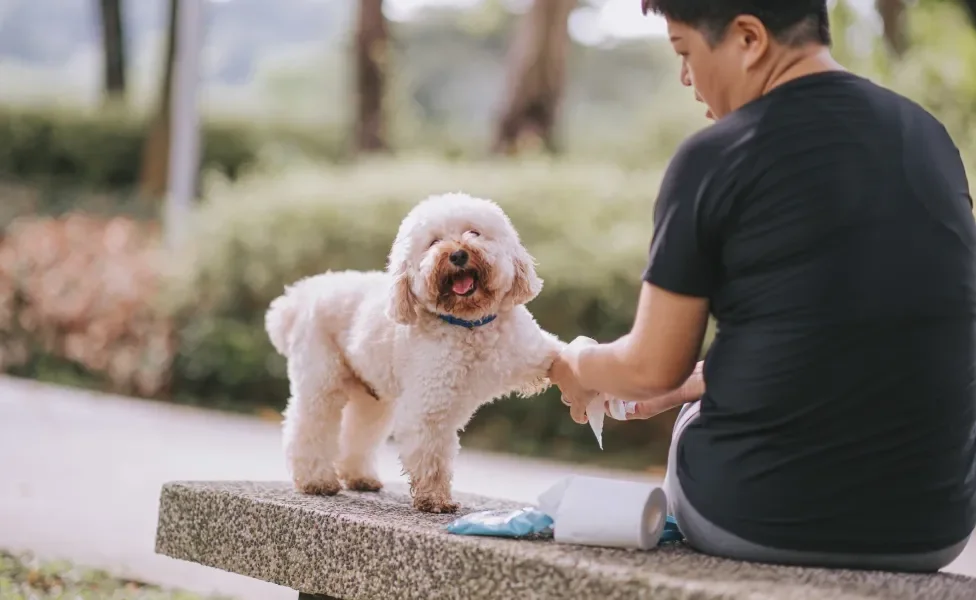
(155, 481, 976, 600)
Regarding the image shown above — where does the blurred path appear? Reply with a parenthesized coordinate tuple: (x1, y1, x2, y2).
(0, 376, 650, 600)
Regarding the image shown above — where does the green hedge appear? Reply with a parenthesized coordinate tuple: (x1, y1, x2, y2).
(0, 108, 258, 191)
(161, 156, 688, 465)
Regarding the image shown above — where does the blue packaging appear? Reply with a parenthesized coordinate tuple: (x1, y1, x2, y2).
(447, 507, 685, 545)
(446, 507, 554, 539)
(660, 515, 684, 543)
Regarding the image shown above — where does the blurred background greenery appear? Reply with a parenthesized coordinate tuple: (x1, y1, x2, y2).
(1, 0, 975, 469)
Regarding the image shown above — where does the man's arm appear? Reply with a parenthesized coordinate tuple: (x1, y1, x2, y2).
(549, 132, 720, 424)
(562, 283, 709, 422)
(622, 359, 704, 421)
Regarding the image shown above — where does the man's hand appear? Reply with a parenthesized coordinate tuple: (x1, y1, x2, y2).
(607, 360, 705, 420)
(550, 334, 706, 425)
(549, 336, 600, 424)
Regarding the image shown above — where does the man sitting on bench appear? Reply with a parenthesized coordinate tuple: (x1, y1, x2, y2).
(549, 0, 976, 573)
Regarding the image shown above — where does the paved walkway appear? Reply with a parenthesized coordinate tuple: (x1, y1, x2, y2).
(2, 376, 974, 599)
(0, 376, 650, 599)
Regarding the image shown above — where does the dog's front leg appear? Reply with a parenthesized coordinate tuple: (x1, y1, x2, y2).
(512, 327, 566, 398)
(394, 394, 463, 513)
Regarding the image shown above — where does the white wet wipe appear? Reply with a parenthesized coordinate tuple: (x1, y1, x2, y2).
(586, 397, 638, 449)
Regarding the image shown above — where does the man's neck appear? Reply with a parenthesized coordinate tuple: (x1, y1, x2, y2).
(762, 46, 847, 97)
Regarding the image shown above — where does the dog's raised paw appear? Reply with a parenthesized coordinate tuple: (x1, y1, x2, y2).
(297, 480, 342, 496)
(344, 477, 384, 492)
(413, 496, 460, 514)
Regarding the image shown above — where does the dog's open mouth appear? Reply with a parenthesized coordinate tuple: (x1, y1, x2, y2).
(447, 269, 478, 297)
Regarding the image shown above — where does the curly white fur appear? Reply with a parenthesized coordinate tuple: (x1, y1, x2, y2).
(265, 192, 566, 513)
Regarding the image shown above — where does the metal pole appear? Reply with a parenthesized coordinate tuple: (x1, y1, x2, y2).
(165, 0, 203, 250)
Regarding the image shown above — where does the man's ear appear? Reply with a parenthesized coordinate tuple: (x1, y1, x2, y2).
(731, 15, 769, 70)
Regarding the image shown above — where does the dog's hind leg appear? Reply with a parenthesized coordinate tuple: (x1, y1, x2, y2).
(337, 385, 394, 492)
(281, 321, 349, 496)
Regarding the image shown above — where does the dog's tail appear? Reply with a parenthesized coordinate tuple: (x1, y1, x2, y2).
(265, 290, 299, 357)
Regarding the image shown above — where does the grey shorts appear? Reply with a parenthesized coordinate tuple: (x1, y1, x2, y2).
(662, 400, 972, 572)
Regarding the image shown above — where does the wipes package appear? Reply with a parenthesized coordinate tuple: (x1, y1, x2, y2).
(445, 507, 553, 538)
(446, 475, 685, 547)
(661, 515, 684, 543)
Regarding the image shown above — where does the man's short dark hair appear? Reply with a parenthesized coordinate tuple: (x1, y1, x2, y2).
(641, 0, 831, 47)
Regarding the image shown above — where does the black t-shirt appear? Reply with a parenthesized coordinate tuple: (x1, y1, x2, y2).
(644, 70, 976, 554)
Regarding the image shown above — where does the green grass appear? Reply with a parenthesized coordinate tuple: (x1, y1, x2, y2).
(0, 551, 233, 600)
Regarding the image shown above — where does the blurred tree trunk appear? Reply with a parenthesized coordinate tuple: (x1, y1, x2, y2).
(139, 0, 179, 199)
(962, 0, 976, 27)
(355, 0, 389, 153)
(492, 0, 575, 155)
(876, 0, 908, 56)
(98, 0, 127, 103)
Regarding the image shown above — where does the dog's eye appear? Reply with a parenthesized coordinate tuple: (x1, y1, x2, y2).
(428, 238, 441, 248)
(466, 230, 480, 237)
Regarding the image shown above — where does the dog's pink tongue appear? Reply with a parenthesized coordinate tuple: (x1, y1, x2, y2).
(452, 274, 475, 295)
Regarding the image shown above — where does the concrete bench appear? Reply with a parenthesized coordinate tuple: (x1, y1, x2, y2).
(155, 481, 976, 600)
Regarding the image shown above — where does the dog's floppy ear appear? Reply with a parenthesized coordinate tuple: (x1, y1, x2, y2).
(386, 239, 419, 325)
(505, 243, 543, 308)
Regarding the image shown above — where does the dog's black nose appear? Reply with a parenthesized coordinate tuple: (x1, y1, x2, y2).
(449, 249, 469, 267)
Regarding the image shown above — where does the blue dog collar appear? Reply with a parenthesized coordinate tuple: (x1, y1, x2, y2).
(437, 314, 497, 330)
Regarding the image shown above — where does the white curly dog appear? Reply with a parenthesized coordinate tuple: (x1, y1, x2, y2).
(265, 192, 569, 513)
